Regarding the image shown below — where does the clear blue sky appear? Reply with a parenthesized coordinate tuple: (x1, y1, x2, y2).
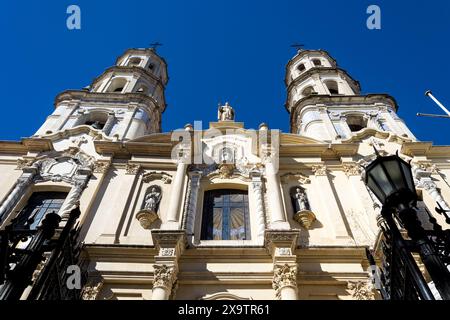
(0, 0, 449, 145)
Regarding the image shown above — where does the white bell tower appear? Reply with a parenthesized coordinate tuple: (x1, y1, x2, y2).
(34, 47, 168, 140)
(285, 49, 416, 142)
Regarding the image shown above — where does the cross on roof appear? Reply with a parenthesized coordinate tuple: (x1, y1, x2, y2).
(149, 42, 163, 50)
(290, 43, 305, 51)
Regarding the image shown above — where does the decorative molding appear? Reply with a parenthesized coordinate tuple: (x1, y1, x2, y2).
(200, 292, 252, 300)
(135, 210, 158, 229)
(280, 172, 311, 184)
(16, 158, 35, 170)
(218, 163, 235, 179)
(347, 280, 375, 300)
(125, 163, 141, 175)
(142, 171, 173, 184)
(311, 164, 327, 176)
(272, 264, 298, 300)
(293, 210, 316, 230)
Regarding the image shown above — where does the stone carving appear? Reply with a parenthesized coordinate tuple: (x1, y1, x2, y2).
(342, 163, 362, 177)
(93, 160, 111, 173)
(142, 171, 172, 184)
(125, 163, 141, 175)
(218, 163, 235, 179)
(16, 158, 35, 170)
(347, 280, 375, 300)
(290, 187, 316, 229)
(217, 102, 235, 121)
(220, 147, 234, 163)
(81, 280, 104, 300)
(280, 172, 311, 184)
(153, 264, 177, 290)
(135, 185, 162, 229)
(272, 264, 298, 299)
(311, 164, 327, 176)
(275, 248, 292, 256)
(159, 248, 176, 257)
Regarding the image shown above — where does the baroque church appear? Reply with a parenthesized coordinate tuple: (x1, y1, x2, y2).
(0, 47, 449, 300)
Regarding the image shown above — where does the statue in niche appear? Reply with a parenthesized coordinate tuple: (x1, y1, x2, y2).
(290, 187, 316, 230)
(218, 102, 235, 121)
(136, 185, 162, 229)
(143, 186, 162, 212)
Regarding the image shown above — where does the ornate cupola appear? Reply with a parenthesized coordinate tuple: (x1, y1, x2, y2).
(285, 49, 416, 142)
(34, 48, 168, 141)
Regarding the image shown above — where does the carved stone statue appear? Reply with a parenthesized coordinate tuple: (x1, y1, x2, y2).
(220, 147, 234, 163)
(290, 187, 316, 229)
(136, 185, 162, 229)
(144, 186, 162, 212)
(292, 187, 309, 212)
(217, 102, 235, 121)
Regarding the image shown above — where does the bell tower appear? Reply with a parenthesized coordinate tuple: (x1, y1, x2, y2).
(34, 48, 168, 140)
(285, 49, 416, 142)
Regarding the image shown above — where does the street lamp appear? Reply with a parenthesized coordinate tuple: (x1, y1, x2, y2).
(364, 152, 450, 300)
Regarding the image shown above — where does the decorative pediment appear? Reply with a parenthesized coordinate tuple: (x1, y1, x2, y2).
(142, 171, 173, 184)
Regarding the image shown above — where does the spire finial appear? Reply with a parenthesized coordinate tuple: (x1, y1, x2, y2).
(290, 43, 305, 52)
(149, 42, 163, 51)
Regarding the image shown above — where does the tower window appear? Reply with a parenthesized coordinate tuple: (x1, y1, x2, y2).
(325, 81, 339, 95)
(107, 78, 127, 93)
(312, 59, 322, 66)
(128, 57, 142, 66)
(347, 115, 367, 132)
(201, 189, 250, 240)
(136, 85, 149, 94)
(297, 64, 306, 72)
(148, 63, 155, 71)
(15, 192, 67, 230)
(302, 86, 316, 97)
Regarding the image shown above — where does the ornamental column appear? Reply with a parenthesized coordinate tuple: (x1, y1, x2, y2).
(151, 230, 186, 300)
(0, 166, 37, 224)
(250, 170, 266, 239)
(265, 161, 288, 229)
(265, 230, 300, 300)
(183, 171, 202, 241)
(163, 158, 188, 230)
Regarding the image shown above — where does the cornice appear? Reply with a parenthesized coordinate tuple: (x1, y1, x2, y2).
(0, 140, 29, 155)
(91, 65, 166, 90)
(54, 90, 165, 113)
(286, 67, 361, 102)
(279, 142, 358, 159)
(34, 125, 115, 142)
(401, 142, 450, 158)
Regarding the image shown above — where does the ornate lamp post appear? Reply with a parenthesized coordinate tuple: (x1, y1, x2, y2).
(365, 152, 450, 300)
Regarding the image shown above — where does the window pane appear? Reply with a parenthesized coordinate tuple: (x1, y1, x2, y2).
(213, 208, 223, 240)
(230, 208, 245, 240)
(201, 189, 250, 241)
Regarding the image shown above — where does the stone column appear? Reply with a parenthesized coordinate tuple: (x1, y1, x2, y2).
(163, 160, 188, 230)
(265, 230, 300, 300)
(151, 230, 186, 300)
(0, 167, 37, 224)
(414, 165, 450, 211)
(250, 171, 266, 239)
(265, 161, 289, 229)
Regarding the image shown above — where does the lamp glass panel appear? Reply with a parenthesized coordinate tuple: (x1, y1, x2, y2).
(367, 174, 386, 203)
(401, 161, 415, 191)
(383, 159, 406, 191)
(369, 163, 394, 197)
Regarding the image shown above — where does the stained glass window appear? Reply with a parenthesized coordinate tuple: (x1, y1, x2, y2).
(201, 189, 250, 240)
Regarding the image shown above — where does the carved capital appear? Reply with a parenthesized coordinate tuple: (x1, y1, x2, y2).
(342, 163, 362, 177)
(93, 160, 111, 173)
(16, 158, 35, 170)
(265, 230, 300, 257)
(125, 163, 141, 175)
(311, 164, 327, 176)
(272, 264, 298, 299)
(151, 230, 187, 257)
(81, 277, 104, 300)
(347, 280, 375, 300)
(153, 264, 178, 290)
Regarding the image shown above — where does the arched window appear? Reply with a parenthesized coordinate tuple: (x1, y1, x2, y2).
(15, 192, 67, 230)
(201, 189, 250, 240)
(297, 63, 306, 72)
(107, 78, 127, 93)
(302, 86, 316, 97)
(128, 57, 142, 66)
(312, 59, 322, 66)
(325, 80, 339, 95)
(84, 111, 109, 130)
(347, 115, 368, 132)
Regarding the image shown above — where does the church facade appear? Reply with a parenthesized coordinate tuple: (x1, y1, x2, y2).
(0, 48, 449, 300)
